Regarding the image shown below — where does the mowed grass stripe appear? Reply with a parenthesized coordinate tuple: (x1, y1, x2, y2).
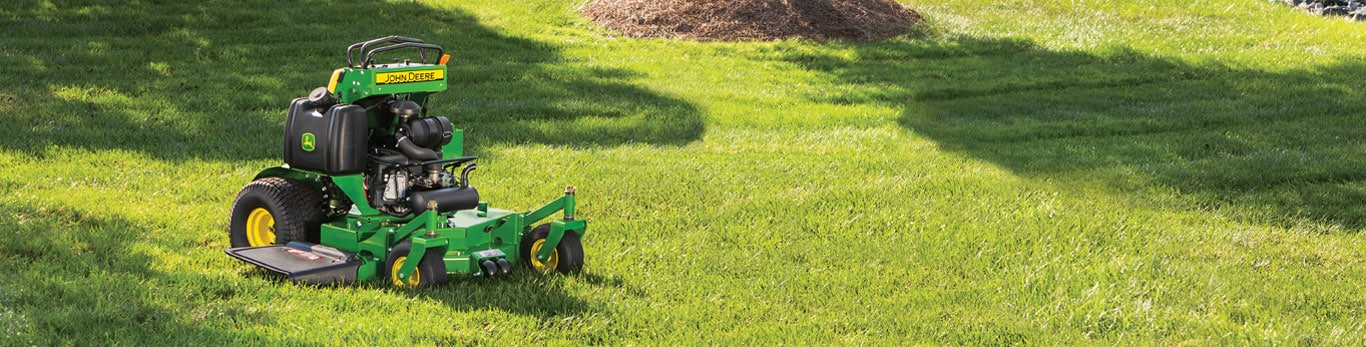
(0, 0, 1363, 344)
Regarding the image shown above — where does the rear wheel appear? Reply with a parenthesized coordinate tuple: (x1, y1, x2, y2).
(386, 241, 447, 287)
(228, 177, 323, 248)
(520, 224, 584, 274)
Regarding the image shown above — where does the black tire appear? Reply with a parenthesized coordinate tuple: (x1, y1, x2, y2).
(520, 224, 584, 274)
(386, 241, 447, 287)
(228, 177, 324, 248)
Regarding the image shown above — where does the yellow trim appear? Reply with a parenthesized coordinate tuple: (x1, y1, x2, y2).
(245, 208, 275, 247)
(390, 256, 421, 287)
(327, 69, 343, 93)
(529, 239, 559, 273)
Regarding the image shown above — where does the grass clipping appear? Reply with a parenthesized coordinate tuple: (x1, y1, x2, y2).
(581, 0, 922, 41)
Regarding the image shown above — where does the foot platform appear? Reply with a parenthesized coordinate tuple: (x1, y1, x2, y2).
(225, 242, 361, 284)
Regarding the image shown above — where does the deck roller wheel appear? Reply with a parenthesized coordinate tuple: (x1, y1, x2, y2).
(520, 224, 583, 274)
(386, 241, 447, 287)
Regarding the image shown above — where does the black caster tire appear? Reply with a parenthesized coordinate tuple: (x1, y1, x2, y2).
(386, 241, 447, 287)
(520, 224, 584, 274)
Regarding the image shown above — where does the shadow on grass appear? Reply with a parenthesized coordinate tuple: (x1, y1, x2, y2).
(355, 265, 636, 322)
(336, 271, 632, 344)
(0, 0, 701, 162)
(0, 197, 611, 343)
(0, 201, 303, 344)
(774, 35, 1364, 229)
(394, 273, 599, 317)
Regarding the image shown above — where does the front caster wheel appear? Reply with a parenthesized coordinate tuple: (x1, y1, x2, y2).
(386, 241, 447, 287)
(520, 224, 583, 274)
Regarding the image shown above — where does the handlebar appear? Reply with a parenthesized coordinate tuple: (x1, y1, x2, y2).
(346, 36, 445, 68)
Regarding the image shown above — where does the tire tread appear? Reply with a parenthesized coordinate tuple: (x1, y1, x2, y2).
(228, 177, 323, 247)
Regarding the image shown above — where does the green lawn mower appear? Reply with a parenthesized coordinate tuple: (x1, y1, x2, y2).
(225, 36, 586, 287)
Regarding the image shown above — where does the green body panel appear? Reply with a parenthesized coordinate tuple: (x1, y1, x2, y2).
(330, 174, 377, 215)
(253, 166, 325, 190)
(320, 205, 556, 281)
(356, 261, 378, 283)
(320, 214, 412, 255)
(333, 64, 447, 105)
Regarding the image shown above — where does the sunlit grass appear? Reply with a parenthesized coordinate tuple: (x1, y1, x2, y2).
(0, 0, 1362, 344)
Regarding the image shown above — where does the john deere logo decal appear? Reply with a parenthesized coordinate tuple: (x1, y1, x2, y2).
(375, 69, 445, 85)
(301, 132, 316, 152)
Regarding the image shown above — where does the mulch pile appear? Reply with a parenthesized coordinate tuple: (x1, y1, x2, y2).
(580, 0, 922, 41)
(1270, 0, 1366, 20)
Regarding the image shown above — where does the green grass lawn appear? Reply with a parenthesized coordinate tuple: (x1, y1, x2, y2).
(1, 0, 1363, 344)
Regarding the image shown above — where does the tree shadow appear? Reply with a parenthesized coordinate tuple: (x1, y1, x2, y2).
(773, 35, 1364, 230)
(0, 200, 307, 344)
(0, 0, 701, 162)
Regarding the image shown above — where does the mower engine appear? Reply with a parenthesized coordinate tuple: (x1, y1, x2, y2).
(366, 102, 478, 216)
(281, 89, 479, 217)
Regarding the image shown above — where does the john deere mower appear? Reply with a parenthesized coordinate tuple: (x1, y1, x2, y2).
(225, 36, 585, 287)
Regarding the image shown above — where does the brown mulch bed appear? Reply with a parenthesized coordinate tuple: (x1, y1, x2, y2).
(581, 0, 923, 41)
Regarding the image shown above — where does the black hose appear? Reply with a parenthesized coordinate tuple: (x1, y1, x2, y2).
(396, 136, 439, 161)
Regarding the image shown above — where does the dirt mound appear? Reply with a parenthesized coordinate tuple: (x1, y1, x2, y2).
(581, 0, 922, 41)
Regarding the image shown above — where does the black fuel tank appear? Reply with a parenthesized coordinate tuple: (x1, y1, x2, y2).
(283, 99, 367, 175)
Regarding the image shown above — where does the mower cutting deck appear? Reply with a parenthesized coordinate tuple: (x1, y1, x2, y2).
(224, 36, 586, 286)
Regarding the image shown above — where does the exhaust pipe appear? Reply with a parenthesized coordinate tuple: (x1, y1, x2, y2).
(459, 163, 477, 188)
(480, 260, 499, 277)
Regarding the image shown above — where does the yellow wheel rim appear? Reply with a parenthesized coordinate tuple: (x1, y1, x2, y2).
(245, 208, 275, 247)
(390, 256, 421, 287)
(529, 239, 559, 273)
